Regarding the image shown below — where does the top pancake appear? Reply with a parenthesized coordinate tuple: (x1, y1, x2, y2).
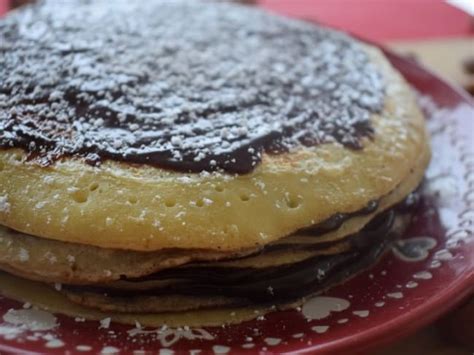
(0, 0, 430, 251)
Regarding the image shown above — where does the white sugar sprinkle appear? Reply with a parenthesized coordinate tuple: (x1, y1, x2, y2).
(0, 196, 10, 214)
(18, 248, 29, 262)
(0, 0, 384, 174)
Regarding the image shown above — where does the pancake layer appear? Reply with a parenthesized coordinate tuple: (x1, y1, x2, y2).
(0, 162, 422, 285)
(60, 207, 407, 314)
(0, 0, 431, 327)
(0, 271, 271, 327)
(0, 201, 412, 318)
(0, 1, 429, 251)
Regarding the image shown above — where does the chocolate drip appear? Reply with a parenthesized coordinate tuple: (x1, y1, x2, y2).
(296, 200, 379, 235)
(0, 1, 384, 174)
(61, 191, 420, 305)
(63, 207, 399, 304)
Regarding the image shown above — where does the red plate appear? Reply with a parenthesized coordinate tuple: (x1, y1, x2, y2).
(0, 48, 473, 355)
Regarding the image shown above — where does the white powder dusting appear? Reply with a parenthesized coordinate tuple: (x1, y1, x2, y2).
(202, 198, 213, 206)
(1, 0, 385, 174)
(18, 248, 29, 262)
(0, 196, 11, 214)
(44, 251, 58, 264)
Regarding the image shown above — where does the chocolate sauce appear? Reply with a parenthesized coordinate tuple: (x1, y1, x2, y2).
(61, 190, 420, 305)
(0, 1, 385, 174)
(296, 200, 379, 236)
(63, 207, 400, 304)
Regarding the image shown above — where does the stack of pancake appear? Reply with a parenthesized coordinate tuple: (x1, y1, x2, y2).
(0, 0, 430, 324)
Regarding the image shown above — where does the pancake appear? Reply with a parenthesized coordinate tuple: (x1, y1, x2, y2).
(55, 206, 411, 314)
(0, 0, 431, 327)
(0, 270, 272, 327)
(0, 0, 429, 252)
(0, 163, 423, 285)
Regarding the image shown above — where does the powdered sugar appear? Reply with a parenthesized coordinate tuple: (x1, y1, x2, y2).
(0, 196, 10, 214)
(17, 248, 29, 262)
(0, 0, 384, 174)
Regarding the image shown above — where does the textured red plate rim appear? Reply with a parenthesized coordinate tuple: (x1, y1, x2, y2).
(294, 47, 474, 355)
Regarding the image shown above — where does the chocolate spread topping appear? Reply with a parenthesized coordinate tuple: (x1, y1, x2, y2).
(61, 190, 420, 305)
(296, 200, 379, 235)
(64, 207, 398, 303)
(0, 0, 384, 174)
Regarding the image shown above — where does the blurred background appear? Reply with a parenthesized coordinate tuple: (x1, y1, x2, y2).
(257, 0, 474, 96)
(0, 1, 472, 354)
(1, 0, 473, 94)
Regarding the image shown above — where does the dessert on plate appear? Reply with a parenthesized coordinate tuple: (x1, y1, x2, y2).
(0, 0, 430, 326)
